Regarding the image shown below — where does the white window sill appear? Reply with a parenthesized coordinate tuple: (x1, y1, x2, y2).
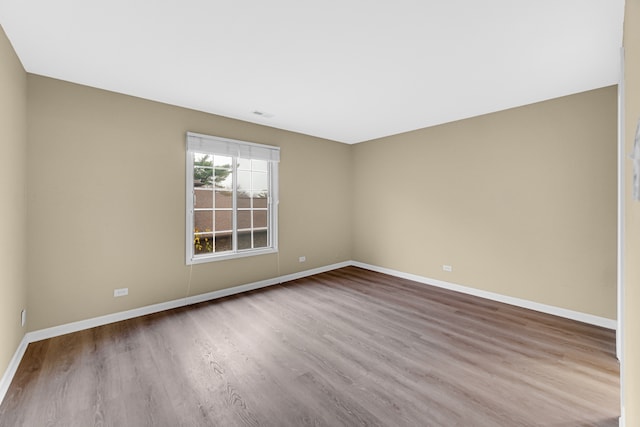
(187, 247, 278, 265)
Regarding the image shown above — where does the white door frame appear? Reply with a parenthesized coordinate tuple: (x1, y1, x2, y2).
(617, 46, 625, 427)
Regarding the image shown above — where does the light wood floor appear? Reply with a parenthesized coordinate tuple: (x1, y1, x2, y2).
(0, 267, 619, 426)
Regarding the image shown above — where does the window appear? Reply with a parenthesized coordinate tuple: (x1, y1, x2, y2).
(186, 132, 279, 264)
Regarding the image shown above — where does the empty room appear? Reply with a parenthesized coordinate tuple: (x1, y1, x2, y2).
(1, 1, 639, 426)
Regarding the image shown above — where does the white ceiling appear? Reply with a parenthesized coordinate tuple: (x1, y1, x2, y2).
(0, 0, 625, 144)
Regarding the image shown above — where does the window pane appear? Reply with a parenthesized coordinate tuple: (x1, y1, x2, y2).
(237, 230, 252, 250)
(252, 159, 268, 172)
(237, 191, 251, 208)
(214, 233, 232, 252)
(194, 210, 213, 233)
(194, 232, 214, 254)
(194, 153, 214, 187)
(194, 189, 213, 208)
(252, 171, 268, 192)
(253, 195, 267, 208)
(194, 153, 211, 163)
(253, 210, 267, 228)
(215, 210, 232, 232)
(237, 158, 250, 171)
(214, 168, 232, 190)
(215, 191, 232, 208)
(237, 210, 251, 229)
(253, 230, 268, 248)
(213, 156, 232, 167)
(194, 166, 213, 187)
(237, 170, 251, 192)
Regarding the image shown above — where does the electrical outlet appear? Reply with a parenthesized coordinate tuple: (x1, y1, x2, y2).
(442, 265, 453, 272)
(299, 256, 306, 263)
(21, 309, 26, 327)
(114, 288, 129, 297)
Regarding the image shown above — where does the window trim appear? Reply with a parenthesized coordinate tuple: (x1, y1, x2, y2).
(185, 132, 279, 265)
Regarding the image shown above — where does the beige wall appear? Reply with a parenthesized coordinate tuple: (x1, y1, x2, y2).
(25, 76, 619, 331)
(352, 86, 618, 319)
(26, 75, 351, 331)
(0, 26, 28, 376)
(623, 0, 640, 423)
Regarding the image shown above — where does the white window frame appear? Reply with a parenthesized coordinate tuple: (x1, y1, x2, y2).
(186, 132, 279, 264)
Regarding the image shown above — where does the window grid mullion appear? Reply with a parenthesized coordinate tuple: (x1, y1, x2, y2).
(266, 163, 271, 248)
(211, 164, 216, 252)
(250, 161, 254, 249)
(189, 151, 195, 261)
(232, 156, 238, 253)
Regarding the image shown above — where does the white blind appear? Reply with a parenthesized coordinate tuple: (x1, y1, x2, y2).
(187, 132, 280, 162)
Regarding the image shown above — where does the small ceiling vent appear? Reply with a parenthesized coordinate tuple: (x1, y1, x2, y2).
(252, 110, 274, 118)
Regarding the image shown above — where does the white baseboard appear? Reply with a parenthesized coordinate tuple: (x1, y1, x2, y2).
(351, 261, 617, 330)
(0, 259, 616, 407)
(0, 335, 29, 406)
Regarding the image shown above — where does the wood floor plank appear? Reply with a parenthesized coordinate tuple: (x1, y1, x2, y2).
(0, 266, 619, 426)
